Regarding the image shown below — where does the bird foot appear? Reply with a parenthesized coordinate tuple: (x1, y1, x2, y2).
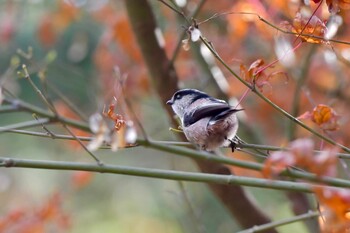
(226, 138, 237, 153)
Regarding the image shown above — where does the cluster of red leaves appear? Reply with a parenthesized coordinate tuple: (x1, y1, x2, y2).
(88, 97, 137, 152)
(290, 12, 328, 44)
(240, 59, 287, 93)
(298, 104, 340, 131)
(103, 97, 125, 131)
(0, 192, 70, 233)
(263, 138, 338, 178)
(314, 186, 350, 232)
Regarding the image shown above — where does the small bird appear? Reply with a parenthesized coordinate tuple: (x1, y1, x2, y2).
(167, 89, 242, 151)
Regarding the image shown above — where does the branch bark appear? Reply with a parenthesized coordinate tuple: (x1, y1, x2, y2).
(124, 0, 277, 231)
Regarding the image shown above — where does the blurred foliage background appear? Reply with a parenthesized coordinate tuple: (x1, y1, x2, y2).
(1, 0, 350, 232)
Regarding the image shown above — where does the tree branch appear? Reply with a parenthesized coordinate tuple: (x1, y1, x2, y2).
(0, 157, 314, 193)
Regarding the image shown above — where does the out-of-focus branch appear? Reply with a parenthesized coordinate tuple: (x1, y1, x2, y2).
(0, 157, 314, 192)
(237, 211, 319, 233)
(124, 0, 276, 231)
(3, 98, 89, 131)
(6, 128, 350, 188)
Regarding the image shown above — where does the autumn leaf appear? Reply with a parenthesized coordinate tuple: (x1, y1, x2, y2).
(263, 138, 338, 178)
(240, 59, 287, 93)
(325, 0, 350, 13)
(103, 97, 125, 131)
(0, 193, 70, 232)
(262, 150, 295, 178)
(88, 98, 137, 152)
(314, 186, 350, 232)
(298, 104, 340, 131)
(72, 171, 94, 189)
(291, 12, 328, 44)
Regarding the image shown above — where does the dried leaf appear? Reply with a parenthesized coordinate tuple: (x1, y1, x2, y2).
(240, 59, 287, 93)
(310, 149, 338, 177)
(263, 138, 338, 178)
(312, 104, 339, 131)
(326, 0, 350, 13)
(298, 104, 340, 131)
(262, 150, 295, 178)
(292, 12, 327, 44)
(103, 97, 125, 131)
(72, 171, 93, 189)
(314, 186, 350, 232)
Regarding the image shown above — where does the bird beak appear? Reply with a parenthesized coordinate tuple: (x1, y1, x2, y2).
(166, 99, 173, 105)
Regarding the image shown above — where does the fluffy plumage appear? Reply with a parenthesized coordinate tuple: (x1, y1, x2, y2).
(167, 89, 242, 151)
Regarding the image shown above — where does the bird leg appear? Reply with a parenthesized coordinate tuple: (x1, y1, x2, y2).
(226, 137, 237, 152)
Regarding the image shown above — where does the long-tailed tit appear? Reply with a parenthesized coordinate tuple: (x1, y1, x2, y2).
(167, 89, 242, 151)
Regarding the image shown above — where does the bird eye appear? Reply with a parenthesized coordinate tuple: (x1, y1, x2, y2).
(175, 94, 182, 100)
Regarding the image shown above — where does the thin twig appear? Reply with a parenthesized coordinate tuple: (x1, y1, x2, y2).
(62, 124, 103, 165)
(22, 64, 57, 114)
(3, 97, 90, 131)
(237, 211, 319, 233)
(21, 64, 102, 164)
(47, 81, 88, 121)
(32, 114, 56, 139)
(169, 0, 207, 65)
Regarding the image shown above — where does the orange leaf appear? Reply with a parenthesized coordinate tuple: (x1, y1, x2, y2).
(240, 59, 287, 93)
(326, 0, 350, 13)
(298, 104, 340, 131)
(262, 151, 295, 178)
(314, 186, 350, 232)
(292, 12, 327, 44)
(263, 138, 338, 178)
(311, 104, 339, 131)
(72, 171, 94, 189)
